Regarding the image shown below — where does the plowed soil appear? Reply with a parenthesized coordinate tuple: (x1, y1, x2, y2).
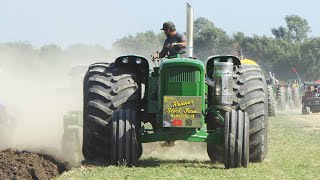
(0, 149, 67, 180)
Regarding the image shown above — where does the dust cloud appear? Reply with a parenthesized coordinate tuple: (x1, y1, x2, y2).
(0, 43, 210, 165)
(0, 43, 116, 163)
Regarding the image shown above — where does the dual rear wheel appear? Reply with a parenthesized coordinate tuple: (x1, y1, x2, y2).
(224, 110, 249, 168)
(207, 64, 268, 168)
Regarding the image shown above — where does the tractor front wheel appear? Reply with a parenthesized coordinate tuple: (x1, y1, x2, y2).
(224, 110, 249, 168)
(111, 108, 142, 166)
(207, 64, 268, 163)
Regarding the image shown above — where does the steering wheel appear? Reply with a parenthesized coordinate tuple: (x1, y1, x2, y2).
(169, 43, 186, 54)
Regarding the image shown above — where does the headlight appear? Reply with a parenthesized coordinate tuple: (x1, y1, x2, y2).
(122, 57, 129, 64)
(136, 58, 142, 64)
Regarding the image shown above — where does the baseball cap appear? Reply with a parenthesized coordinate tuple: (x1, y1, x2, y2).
(160, 21, 175, 30)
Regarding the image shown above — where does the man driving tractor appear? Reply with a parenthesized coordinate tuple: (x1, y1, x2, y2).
(304, 86, 313, 99)
(154, 21, 187, 58)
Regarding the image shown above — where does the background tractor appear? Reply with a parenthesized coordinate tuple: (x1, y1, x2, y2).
(265, 72, 287, 112)
(266, 72, 276, 117)
(287, 79, 302, 109)
(276, 84, 286, 111)
(61, 111, 83, 163)
(81, 4, 268, 168)
(276, 80, 302, 111)
(61, 64, 88, 164)
(301, 82, 320, 115)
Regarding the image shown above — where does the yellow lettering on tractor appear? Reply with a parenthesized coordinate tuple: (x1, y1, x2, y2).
(172, 100, 194, 108)
(183, 108, 200, 114)
(166, 108, 181, 114)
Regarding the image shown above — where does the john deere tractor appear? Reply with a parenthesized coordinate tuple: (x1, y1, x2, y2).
(82, 5, 268, 168)
(61, 64, 88, 163)
(61, 111, 83, 163)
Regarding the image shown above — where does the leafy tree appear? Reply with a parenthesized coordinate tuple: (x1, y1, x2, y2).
(194, 17, 232, 60)
(271, 15, 311, 43)
(299, 38, 320, 79)
(112, 31, 163, 58)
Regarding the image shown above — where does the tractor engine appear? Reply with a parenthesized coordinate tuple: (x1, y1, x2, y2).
(159, 59, 205, 128)
(212, 59, 234, 105)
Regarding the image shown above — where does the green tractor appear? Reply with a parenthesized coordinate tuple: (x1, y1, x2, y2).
(82, 55, 268, 168)
(82, 5, 268, 168)
(61, 64, 88, 164)
(61, 111, 83, 163)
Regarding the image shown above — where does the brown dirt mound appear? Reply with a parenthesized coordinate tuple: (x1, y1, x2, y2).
(0, 149, 67, 180)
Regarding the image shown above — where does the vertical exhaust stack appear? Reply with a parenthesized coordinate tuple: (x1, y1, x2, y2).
(186, 3, 194, 58)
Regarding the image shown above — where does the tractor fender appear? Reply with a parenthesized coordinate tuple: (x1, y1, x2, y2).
(115, 55, 149, 70)
(240, 59, 258, 65)
(206, 55, 241, 67)
(115, 55, 150, 83)
(206, 55, 241, 78)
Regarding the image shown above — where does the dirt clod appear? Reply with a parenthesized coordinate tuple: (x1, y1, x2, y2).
(0, 149, 67, 180)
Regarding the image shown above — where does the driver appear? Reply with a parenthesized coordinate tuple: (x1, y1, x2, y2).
(155, 21, 187, 58)
(304, 86, 313, 99)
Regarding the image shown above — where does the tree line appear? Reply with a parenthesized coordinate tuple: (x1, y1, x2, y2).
(1, 15, 319, 81)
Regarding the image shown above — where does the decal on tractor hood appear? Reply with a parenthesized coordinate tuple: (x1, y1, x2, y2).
(163, 96, 202, 128)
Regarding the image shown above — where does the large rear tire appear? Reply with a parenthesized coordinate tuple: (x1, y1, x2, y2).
(82, 63, 142, 162)
(234, 64, 268, 162)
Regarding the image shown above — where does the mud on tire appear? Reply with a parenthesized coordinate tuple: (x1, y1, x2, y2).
(82, 63, 142, 162)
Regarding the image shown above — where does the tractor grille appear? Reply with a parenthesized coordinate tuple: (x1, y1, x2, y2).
(167, 67, 198, 82)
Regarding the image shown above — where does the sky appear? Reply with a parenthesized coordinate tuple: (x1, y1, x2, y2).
(0, 0, 319, 49)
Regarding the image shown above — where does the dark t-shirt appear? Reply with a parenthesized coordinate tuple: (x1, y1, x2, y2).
(163, 32, 186, 57)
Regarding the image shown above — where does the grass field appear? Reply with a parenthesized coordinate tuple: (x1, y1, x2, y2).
(56, 112, 320, 179)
